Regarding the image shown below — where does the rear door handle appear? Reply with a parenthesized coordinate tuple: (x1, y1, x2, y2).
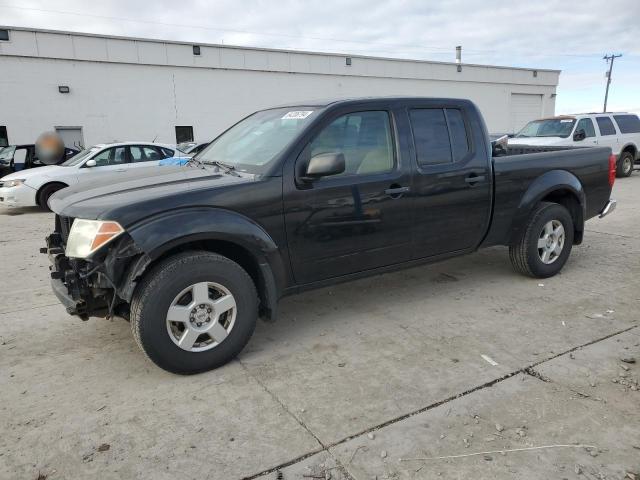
(385, 186, 410, 197)
(465, 174, 486, 185)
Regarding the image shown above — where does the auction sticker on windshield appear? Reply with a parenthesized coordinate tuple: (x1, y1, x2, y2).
(282, 111, 314, 119)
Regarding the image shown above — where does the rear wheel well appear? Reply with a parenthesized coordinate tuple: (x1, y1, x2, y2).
(143, 240, 272, 320)
(621, 144, 637, 160)
(540, 190, 583, 244)
(36, 181, 68, 207)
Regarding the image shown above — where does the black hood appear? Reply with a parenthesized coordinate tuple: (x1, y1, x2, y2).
(50, 165, 256, 224)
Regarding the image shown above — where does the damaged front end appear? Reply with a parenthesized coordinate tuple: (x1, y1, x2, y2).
(44, 215, 150, 320)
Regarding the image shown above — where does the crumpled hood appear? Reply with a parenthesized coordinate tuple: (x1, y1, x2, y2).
(49, 165, 256, 223)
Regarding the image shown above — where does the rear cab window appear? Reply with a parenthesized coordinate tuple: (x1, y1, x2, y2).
(596, 117, 617, 136)
(613, 114, 640, 134)
(409, 108, 471, 167)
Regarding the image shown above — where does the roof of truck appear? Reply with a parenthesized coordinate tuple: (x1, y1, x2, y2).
(271, 96, 475, 109)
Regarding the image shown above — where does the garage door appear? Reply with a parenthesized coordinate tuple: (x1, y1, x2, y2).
(510, 93, 543, 134)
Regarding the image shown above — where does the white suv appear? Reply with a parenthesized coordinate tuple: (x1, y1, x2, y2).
(0, 142, 181, 209)
(509, 112, 640, 177)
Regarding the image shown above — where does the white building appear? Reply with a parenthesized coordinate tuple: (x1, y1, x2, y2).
(0, 26, 559, 148)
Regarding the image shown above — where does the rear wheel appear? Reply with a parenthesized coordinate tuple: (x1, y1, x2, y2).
(130, 251, 258, 374)
(509, 202, 574, 278)
(616, 151, 634, 178)
(37, 183, 65, 211)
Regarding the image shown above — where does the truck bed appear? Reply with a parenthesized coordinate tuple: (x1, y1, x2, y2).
(483, 145, 613, 246)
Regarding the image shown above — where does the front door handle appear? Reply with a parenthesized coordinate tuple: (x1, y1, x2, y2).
(465, 174, 486, 185)
(385, 185, 410, 198)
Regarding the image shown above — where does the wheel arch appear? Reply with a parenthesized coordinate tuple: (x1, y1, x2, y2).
(36, 181, 69, 207)
(122, 208, 287, 321)
(620, 143, 637, 160)
(509, 170, 585, 246)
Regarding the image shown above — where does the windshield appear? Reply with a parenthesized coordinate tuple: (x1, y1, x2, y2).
(516, 119, 576, 138)
(196, 107, 317, 173)
(61, 147, 100, 166)
(0, 146, 16, 161)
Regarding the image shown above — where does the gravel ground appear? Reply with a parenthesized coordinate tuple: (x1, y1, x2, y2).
(0, 178, 638, 480)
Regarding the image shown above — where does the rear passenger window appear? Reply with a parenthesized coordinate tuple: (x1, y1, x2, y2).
(613, 114, 640, 134)
(575, 118, 596, 137)
(409, 109, 451, 166)
(445, 109, 470, 161)
(409, 108, 470, 166)
(596, 117, 616, 136)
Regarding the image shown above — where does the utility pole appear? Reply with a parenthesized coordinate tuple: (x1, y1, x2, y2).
(603, 53, 622, 113)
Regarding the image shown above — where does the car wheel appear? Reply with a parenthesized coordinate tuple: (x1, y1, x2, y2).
(37, 183, 65, 211)
(509, 202, 574, 278)
(616, 151, 634, 178)
(130, 251, 258, 374)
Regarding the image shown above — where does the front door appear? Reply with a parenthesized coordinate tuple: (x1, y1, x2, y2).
(284, 109, 414, 285)
(408, 106, 492, 258)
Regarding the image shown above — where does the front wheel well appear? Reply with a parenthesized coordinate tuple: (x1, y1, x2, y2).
(35, 181, 68, 207)
(140, 240, 275, 321)
(539, 190, 584, 244)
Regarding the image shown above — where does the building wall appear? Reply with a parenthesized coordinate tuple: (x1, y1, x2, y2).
(0, 28, 559, 146)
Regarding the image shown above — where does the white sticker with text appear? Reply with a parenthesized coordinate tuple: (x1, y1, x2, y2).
(282, 111, 314, 119)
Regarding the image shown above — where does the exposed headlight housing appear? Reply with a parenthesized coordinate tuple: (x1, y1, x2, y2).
(66, 219, 124, 259)
(4, 179, 25, 188)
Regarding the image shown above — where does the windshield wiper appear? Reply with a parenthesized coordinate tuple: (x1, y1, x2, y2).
(202, 160, 240, 176)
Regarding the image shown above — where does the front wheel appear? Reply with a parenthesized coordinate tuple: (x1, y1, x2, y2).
(616, 151, 634, 178)
(130, 251, 258, 374)
(509, 202, 574, 278)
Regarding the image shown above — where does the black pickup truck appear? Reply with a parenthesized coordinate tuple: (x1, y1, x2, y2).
(45, 97, 617, 374)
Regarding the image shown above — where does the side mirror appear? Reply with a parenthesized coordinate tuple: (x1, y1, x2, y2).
(573, 129, 586, 141)
(85, 159, 97, 167)
(491, 135, 509, 157)
(302, 152, 345, 181)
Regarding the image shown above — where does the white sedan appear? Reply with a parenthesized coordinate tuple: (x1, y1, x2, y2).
(0, 142, 182, 209)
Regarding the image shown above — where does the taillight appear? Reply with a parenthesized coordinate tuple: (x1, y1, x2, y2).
(608, 154, 616, 187)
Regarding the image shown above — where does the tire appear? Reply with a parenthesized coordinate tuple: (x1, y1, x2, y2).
(130, 251, 258, 374)
(509, 202, 574, 278)
(616, 151, 634, 178)
(37, 183, 65, 211)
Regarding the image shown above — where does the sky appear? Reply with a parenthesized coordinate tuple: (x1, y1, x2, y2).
(2, 0, 639, 115)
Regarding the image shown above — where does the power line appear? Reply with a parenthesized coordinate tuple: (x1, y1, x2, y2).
(0, 3, 622, 60)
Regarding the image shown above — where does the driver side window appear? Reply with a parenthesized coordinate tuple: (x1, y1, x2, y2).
(91, 147, 126, 167)
(309, 111, 394, 176)
(575, 118, 596, 138)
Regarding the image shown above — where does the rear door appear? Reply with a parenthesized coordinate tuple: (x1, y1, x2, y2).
(408, 105, 492, 258)
(595, 116, 620, 154)
(127, 145, 167, 168)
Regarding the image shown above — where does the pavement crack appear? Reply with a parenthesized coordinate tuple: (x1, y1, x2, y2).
(238, 324, 638, 479)
(236, 358, 326, 448)
(524, 367, 552, 382)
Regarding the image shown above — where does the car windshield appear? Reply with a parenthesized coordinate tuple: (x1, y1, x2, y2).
(196, 107, 317, 173)
(516, 119, 576, 138)
(0, 146, 16, 160)
(61, 147, 101, 166)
